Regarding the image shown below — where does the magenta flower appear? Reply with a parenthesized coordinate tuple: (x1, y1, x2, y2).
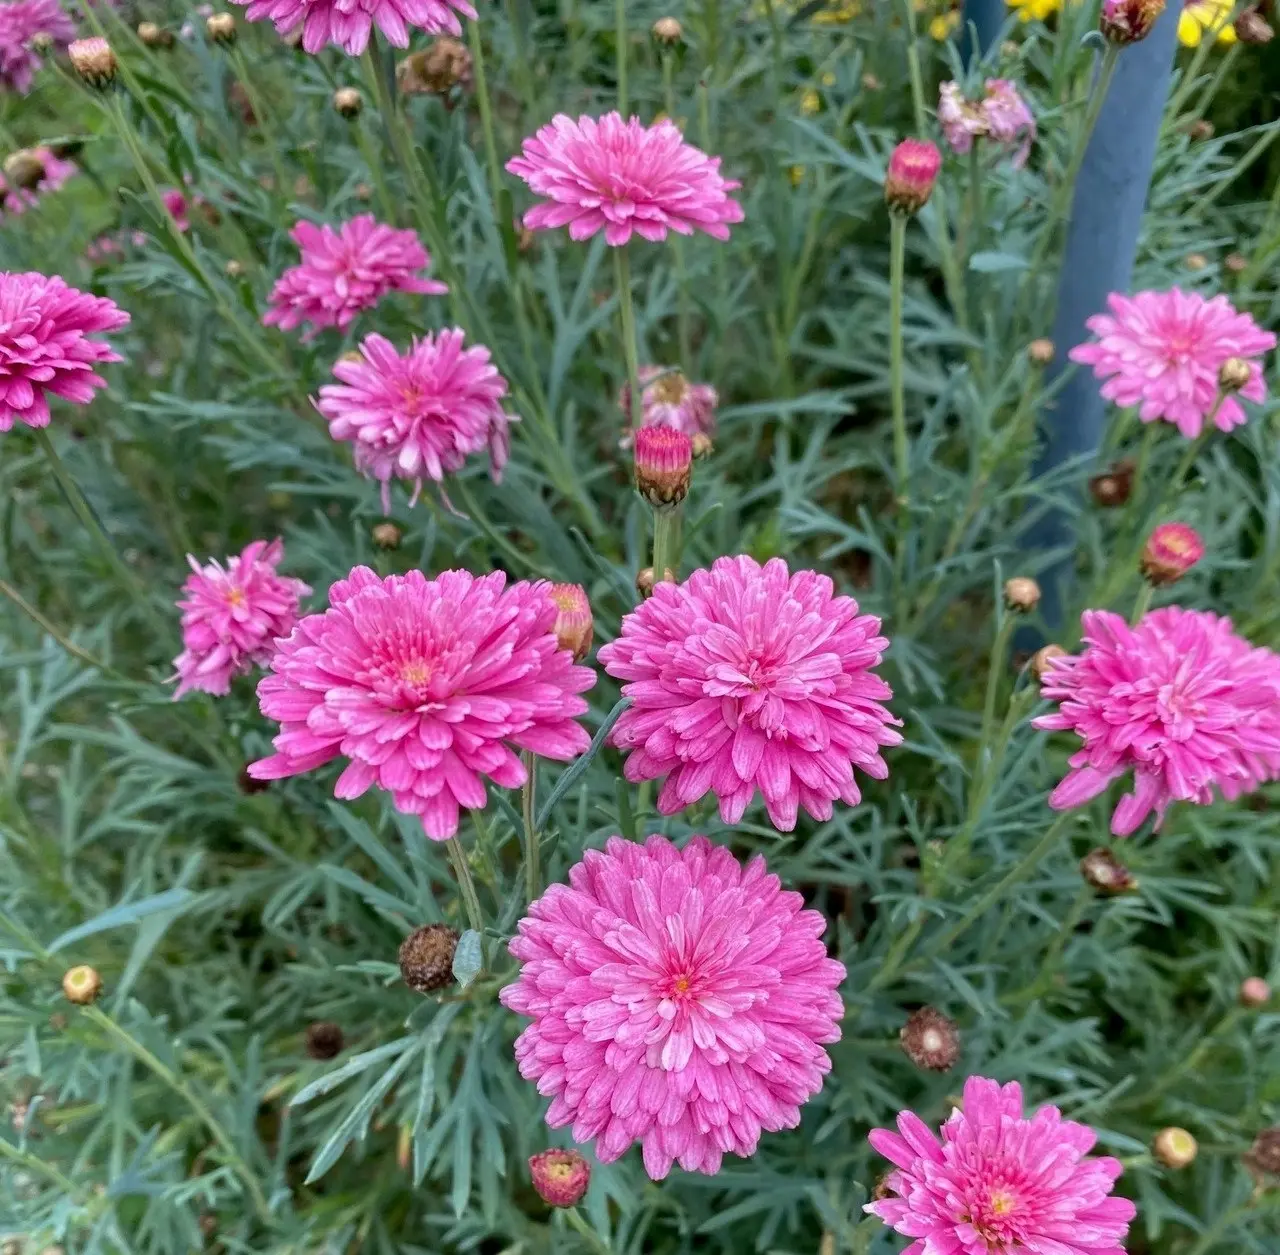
(264, 216, 447, 340)
(1033, 607, 1280, 836)
(0, 147, 76, 216)
(500, 834, 846, 1179)
(884, 138, 941, 215)
(938, 80, 1035, 167)
(0, 0, 74, 93)
(597, 556, 901, 831)
(162, 187, 191, 233)
(231, 0, 474, 54)
(1069, 289, 1275, 439)
(314, 329, 516, 512)
(1141, 522, 1204, 586)
(0, 271, 130, 433)
(172, 538, 311, 699)
(619, 366, 717, 443)
(866, 1076, 1136, 1255)
(507, 112, 744, 246)
(248, 568, 595, 840)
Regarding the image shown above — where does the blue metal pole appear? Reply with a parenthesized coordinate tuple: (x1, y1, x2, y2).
(960, 0, 1006, 60)
(1024, 6, 1182, 630)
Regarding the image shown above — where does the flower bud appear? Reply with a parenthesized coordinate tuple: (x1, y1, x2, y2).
(1080, 847, 1138, 896)
(62, 964, 102, 1005)
(1235, 8, 1274, 44)
(224, 258, 245, 279)
(31, 29, 52, 51)
(1187, 119, 1214, 141)
(1099, 0, 1166, 45)
(137, 21, 174, 47)
(332, 86, 363, 118)
(899, 1007, 960, 1071)
(884, 138, 941, 216)
(354, 181, 373, 202)
(1184, 252, 1207, 272)
(1153, 1127, 1197, 1169)
(397, 38, 472, 95)
(635, 566, 674, 598)
(548, 583, 593, 661)
(205, 12, 237, 44)
(1027, 338, 1054, 366)
(1003, 576, 1040, 613)
(305, 1020, 344, 1060)
(398, 923, 459, 993)
(68, 37, 117, 90)
(1240, 976, 1271, 1008)
(1141, 523, 1204, 587)
(529, 1148, 590, 1207)
(1030, 644, 1067, 680)
(634, 426, 693, 508)
(1219, 356, 1252, 393)
(238, 764, 270, 794)
(1225, 252, 1247, 274)
(1089, 459, 1135, 508)
(652, 15, 683, 42)
(1245, 1126, 1280, 1178)
(372, 521, 402, 549)
(2, 149, 45, 191)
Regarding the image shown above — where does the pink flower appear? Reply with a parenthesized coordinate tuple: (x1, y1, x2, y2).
(597, 556, 902, 831)
(230, 0, 474, 55)
(314, 329, 516, 512)
(248, 568, 595, 840)
(937, 82, 986, 156)
(263, 216, 447, 340)
(937, 80, 1035, 167)
(0, 147, 76, 216)
(619, 366, 717, 442)
(0, 0, 74, 93)
(884, 138, 941, 215)
(0, 271, 130, 433)
(1141, 522, 1204, 585)
(507, 112, 744, 246)
(171, 538, 311, 699)
(162, 187, 191, 233)
(1069, 289, 1275, 438)
(866, 1075, 1136, 1255)
(528, 1149, 590, 1207)
(1033, 607, 1280, 836)
(500, 834, 846, 1179)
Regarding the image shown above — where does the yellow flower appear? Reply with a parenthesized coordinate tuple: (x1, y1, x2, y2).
(811, 0, 859, 23)
(801, 88, 821, 115)
(788, 165, 806, 186)
(1006, 0, 1064, 19)
(820, 71, 835, 87)
(929, 10, 960, 39)
(1178, 0, 1237, 46)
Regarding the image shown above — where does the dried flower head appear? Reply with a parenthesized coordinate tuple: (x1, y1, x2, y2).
(1235, 7, 1274, 43)
(1089, 459, 1135, 508)
(1004, 576, 1041, 612)
(3, 148, 43, 190)
(371, 521, 402, 549)
(68, 36, 117, 89)
(332, 86, 362, 117)
(884, 138, 941, 216)
(1100, 0, 1166, 44)
(62, 965, 102, 1005)
(399, 923, 459, 992)
(899, 1008, 960, 1071)
(548, 584, 593, 662)
(1141, 522, 1204, 586)
(529, 1149, 590, 1207)
(206, 12, 237, 42)
(305, 1020, 344, 1060)
(1027, 337, 1055, 365)
(1079, 847, 1138, 895)
(1153, 1126, 1197, 1169)
(1245, 1127, 1280, 1178)
(938, 79, 1035, 166)
(633, 426, 693, 507)
(397, 36, 472, 94)
(1239, 976, 1271, 1008)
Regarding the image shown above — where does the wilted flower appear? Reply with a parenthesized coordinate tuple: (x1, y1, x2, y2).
(0, 271, 129, 432)
(938, 79, 1035, 167)
(1245, 1126, 1280, 1179)
(1100, 0, 1166, 44)
(500, 834, 846, 1179)
(230, 0, 475, 55)
(399, 923, 459, 992)
(397, 36, 471, 94)
(619, 366, 717, 442)
(315, 330, 517, 512)
(866, 1076, 1135, 1255)
(1235, 8, 1274, 45)
(884, 139, 941, 215)
(1069, 289, 1275, 439)
(529, 1149, 590, 1207)
(0, 146, 74, 216)
(0, 0, 74, 92)
(507, 112, 743, 245)
(249, 568, 595, 840)
(264, 216, 447, 339)
(1034, 607, 1280, 836)
(633, 426, 693, 507)
(598, 556, 901, 831)
(172, 538, 311, 699)
(1141, 522, 1204, 585)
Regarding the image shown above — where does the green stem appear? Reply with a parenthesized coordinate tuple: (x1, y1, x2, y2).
(1130, 581, 1155, 626)
(614, 246, 643, 433)
(900, 0, 926, 138)
(663, 51, 693, 369)
(228, 47, 289, 199)
(566, 1205, 614, 1254)
(615, 0, 629, 115)
(1183, 1202, 1256, 1255)
(522, 749, 539, 903)
(0, 578, 127, 679)
(965, 143, 983, 266)
(467, 20, 505, 210)
(0, 1134, 89, 1201)
(652, 507, 681, 583)
(889, 213, 910, 610)
(355, 118, 400, 223)
(977, 613, 1018, 779)
(446, 834, 485, 935)
(1004, 883, 1091, 1004)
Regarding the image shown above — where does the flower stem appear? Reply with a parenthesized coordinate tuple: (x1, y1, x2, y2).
(467, 20, 505, 211)
(899, 0, 926, 137)
(614, 246, 643, 433)
(615, 0, 629, 115)
(446, 834, 485, 935)
(521, 749, 539, 902)
(652, 507, 681, 582)
(0, 578, 126, 679)
(1130, 581, 1154, 626)
(566, 1206, 614, 1254)
(228, 46, 289, 200)
(888, 212, 910, 610)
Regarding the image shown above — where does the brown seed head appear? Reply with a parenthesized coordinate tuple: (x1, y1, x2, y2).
(1080, 847, 1138, 896)
(1245, 1126, 1280, 1177)
(372, 521, 402, 550)
(398, 37, 472, 95)
(305, 1020, 345, 1060)
(652, 15, 683, 42)
(3, 149, 45, 191)
(62, 964, 102, 1005)
(1236, 8, 1274, 43)
(398, 923, 459, 993)
(900, 1007, 960, 1071)
(1153, 1126, 1197, 1169)
(1003, 576, 1041, 613)
(1027, 338, 1055, 366)
(1240, 976, 1272, 1008)
(333, 86, 363, 118)
(68, 37, 118, 89)
(1030, 644, 1067, 681)
(137, 21, 174, 47)
(1089, 459, 1136, 508)
(206, 12, 237, 43)
(1219, 356, 1252, 393)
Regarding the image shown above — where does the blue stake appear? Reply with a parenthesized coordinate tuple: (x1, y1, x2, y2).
(960, 0, 1007, 61)
(1024, 6, 1181, 630)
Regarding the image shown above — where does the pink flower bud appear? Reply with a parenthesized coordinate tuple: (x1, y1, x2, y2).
(884, 139, 941, 216)
(529, 1149, 590, 1207)
(1240, 977, 1271, 1008)
(1141, 523, 1204, 586)
(633, 426, 693, 507)
(549, 583, 593, 661)
(1100, 0, 1166, 45)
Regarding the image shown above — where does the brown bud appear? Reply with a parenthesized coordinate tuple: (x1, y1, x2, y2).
(899, 1007, 960, 1071)
(1219, 356, 1252, 393)
(397, 37, 472, 96)
(62, 964, 102, 1005)
(68, 37, 117, 89)
(1030, 644, 1067, 680)
(1153, 1126, 1197, 1169)
(1080, 847, 1138, 896)
(1027, 338, 1055, 366)
(398, 923, 459, 993)
(372, 521, 402, 549)
(1188, 119, 1214, 141)
(1240, 976, 1271, 1008)
(652, 15, 683, 42)
(1235, 8, 1274, 44)
(635, 566, 675, 598)
(1089, 458, 1136, 508)
(354, 181, 373, 202)
(305, 1020, 345, 1060)
(1184, 252, 1207, 272)
(137, 21, 174, 47)
(205, 12, 237, 44)
(1245, 1126, 1280, 1178)
(332, 86, 363, 118)
(1003, 576, 1041, 613)
(1225, 252, 1247, 274)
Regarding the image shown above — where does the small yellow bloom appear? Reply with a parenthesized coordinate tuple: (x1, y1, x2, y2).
(929, 11, 960, 39)
(1006, 0, 1064, 19)
(820, 71, 835, 87)
(801, 88, 821, 115)
(1179, 0, 1237, 46)
(788, 165, 806, 187)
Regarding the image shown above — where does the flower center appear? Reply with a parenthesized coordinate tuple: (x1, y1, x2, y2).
(401, 660, 431, 686)
(225, 587, 246, 607)
(649, 371, 688, 407)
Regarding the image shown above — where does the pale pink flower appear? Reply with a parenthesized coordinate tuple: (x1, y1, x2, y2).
(171, 538, 311, 699)
(937, 80, 1035, 166)
(597, 556, 902, 831)
(248, 568, 595, 840)
(1069, 288, 1275, 439)
(0, 271, 129, 432)
(0, 0, 74, 93)
(866, 1075, 1136, 1255)
(230, 0, 474, 55)
(500, 834, 846, 1179)
(264, 215, 447, 340)
(1033, 607, 1280, 836)
(0, 147, 75, 216)
(507, 112, 744, 246)
(314, 329, 516, 512)
(619, 366, 717, 443)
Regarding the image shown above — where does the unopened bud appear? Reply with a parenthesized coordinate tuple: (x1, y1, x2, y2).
(305, 1020, 344, 1060)
(1030, 644, 1067, 680)
(1003, 576, 1040, 613)
(635, 566, 675, 598)
(548, 583, 593, 661)
(884, 138, 941, 216)
(862, 71, 881, 91)
(31, 29, 52, 51)
(1089, 459, 1135, 508)
(1099, 0, 1166, 45)
(1027, 338, 1054, 366)
(68, 37, 117, 90)
(398, 923, 458, 993)
(1235, 8, 1274, 44)
(1219, 356, 1252, 393)
(529, 1148, 590, 1207)
(1225, 252, 1247, 273)
(62, 964, 102, 1005)
(1188, 119, 1214, 141)
(1184, 252, 1207, 272)
(332, 86, 363, 118)
(1080, 847, 1138, 896)
(1240, 977, 1271, 1008)
(2, 149, 45, 191)
(1245, 1126, 1280, 1178)
(634, 426, 692, 508)
(899, 1007, 960, 1071)
(205, 12, 237, 43)
(1153, 1127, 1197, 1169)
(691, 432, 713, 460)
(354, 181, 373, 202)
(652, 15, 683, 42)
(372, 521, 401, 549)
(224, 258, 245, 279)
(137, 21, 174, 47)
(1141, 523, 1204, 587)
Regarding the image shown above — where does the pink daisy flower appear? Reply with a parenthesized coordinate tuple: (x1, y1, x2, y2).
(500, 833, 846, 1180)
(172, 538, 311, 699)
(866, 1075, 1136, 1255)
(506, 112, 744, 246)
(0, 146, 76, 216)
(0, 0, 75, 93)
(314, 329, 516, 512)
(597, 556, 902, 832)
(1069, 288, 1275, 439)
(1033, 607, 1280, 836)
(0, 271, 130, 433)
(263, 215, 447, 340)
(619, 366, 717, 444)
(230, 0, 474, 55)
(248, 568, 595, 840)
